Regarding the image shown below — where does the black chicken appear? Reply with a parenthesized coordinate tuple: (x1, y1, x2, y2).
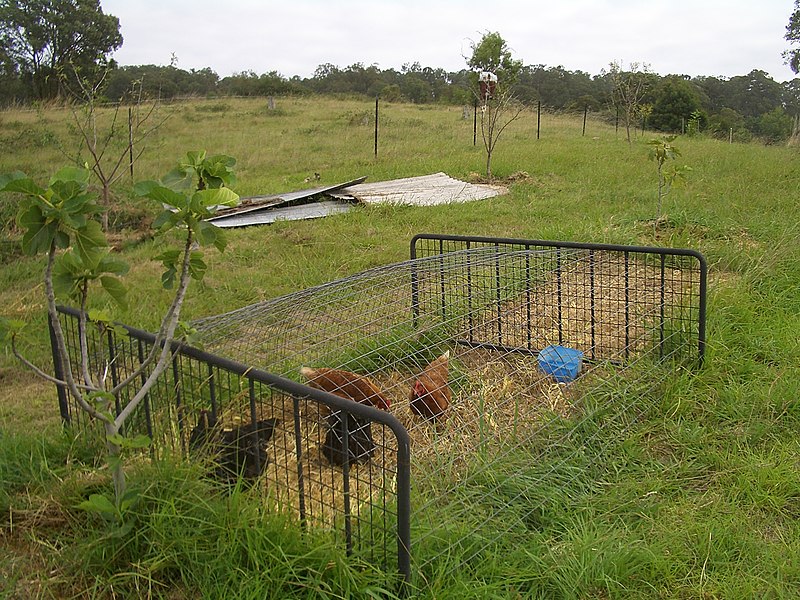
(189, 410, 279, 484)
(321, 410, 375, 467)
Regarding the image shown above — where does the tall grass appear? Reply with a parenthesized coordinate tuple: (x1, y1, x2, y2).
(2, 96, 800, 597)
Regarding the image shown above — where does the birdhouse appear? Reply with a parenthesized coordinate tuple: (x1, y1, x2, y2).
(479, 71, 497, 102)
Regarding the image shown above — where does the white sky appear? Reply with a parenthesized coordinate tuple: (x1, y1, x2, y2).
(101, 0, 799, 82)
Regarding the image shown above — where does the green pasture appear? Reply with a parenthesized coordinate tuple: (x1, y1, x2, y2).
(1, 96, 799, 598)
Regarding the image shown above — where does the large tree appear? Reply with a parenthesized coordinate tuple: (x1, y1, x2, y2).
(650, 76, 703, 132)
(785, 0, 800, 73)
(0, 0, 122, 99)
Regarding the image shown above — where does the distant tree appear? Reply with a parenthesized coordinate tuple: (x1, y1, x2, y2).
(755, 107, 793, 143)
(0, 0, 122, 100)
(725, 70, 784, 118)
(467, 31, 524, 179)
(650, 76, 703, 132)
(607, 61, 652, 144)
(706, 107, 749, 141)
(784, 0, 800, 73)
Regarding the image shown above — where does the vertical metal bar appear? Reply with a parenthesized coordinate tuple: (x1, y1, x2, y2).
(248, 378, 261, 475)
(495, 243, 502, 344)
(438, 240, 447, 321)
(374, 96, 379, 157)
(582, 105, 588, 136)
(557, 247, 563, 345)
(293, 396, 307, 525)
(137, 340, 154, 456)
(589, 249, 596, 361)
(537, 100, 541, 139)
(624, 252, 630, 361)
(466, 240, 474, 343)
(660, 254, 666, 359)
(525, 244, 532, 350)
(173, 356, 185, 456)
(395, 427, 412, 593)
(473, 98, 478, 145)
(49, 312, 72, 425)
(697, 254, 708, 368)
(208, 363, 218, 422)
(341, 414, 353, 555)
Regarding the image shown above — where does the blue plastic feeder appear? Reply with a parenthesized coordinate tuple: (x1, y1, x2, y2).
(537, 345, 584, 383)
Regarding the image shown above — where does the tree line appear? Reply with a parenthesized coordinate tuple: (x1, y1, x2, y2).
(3, 1, 800, 143)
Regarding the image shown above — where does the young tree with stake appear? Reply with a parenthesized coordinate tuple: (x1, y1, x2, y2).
(467, 32, 524, 180)
(0, 151, 238, 515)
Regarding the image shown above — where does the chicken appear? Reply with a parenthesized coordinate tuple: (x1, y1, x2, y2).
(321, 412, 375, 466)
(300, 367, 390, 467)
(189, 410, 279, 485)
(299, 367, 391, 410)
(409, 351, 451, 420)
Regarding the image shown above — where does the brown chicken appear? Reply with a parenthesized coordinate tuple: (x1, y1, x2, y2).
(409, 351, 451, 420)
(300, 367, 390, 467)
(299, 367, 391, 410)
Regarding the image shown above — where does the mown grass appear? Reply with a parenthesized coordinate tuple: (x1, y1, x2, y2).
(1, 96, 799, 598)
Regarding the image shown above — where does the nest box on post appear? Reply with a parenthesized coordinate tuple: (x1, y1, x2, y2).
(479, 71, 497, 103)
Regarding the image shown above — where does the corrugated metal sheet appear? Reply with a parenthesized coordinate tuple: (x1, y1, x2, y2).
(210, 200, 353, 228)
(206, 173, 507, 229)
(337, 172, 506, 206)
(208, 176, 367, 223)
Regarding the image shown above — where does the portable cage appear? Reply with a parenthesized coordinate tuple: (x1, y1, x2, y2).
(51, 234, 707, 586)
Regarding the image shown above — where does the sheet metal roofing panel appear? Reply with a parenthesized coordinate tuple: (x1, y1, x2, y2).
(339, 172, 507, 206)
(208, 176, 367, 221)
(209, 200, 353, 228)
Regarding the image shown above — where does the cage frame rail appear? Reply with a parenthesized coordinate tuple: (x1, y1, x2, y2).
(410, 233, 707, 368)
(50, 304, 412, 588)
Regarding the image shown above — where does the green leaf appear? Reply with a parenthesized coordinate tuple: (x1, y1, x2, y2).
(160, 167, 194, 192)
(0, 317, 26, 343)
(50, 179, 86, 204)
(184, 150, 206, 168)
(52, 252, 84, 299)
(51, 166, 91, 186)
(161, 266, 177, 289)
(88, 308, 113, 324)
(132, 179, 160, 196)
(1, 175, 46, 197)
(153, 209, 181, 231)
(155, 249, 181, 270)
(188, 251, 207, 281)
(135, 183, 186, 209)
(72, 221, 107, 269)
(97, 255, 130, 277)
(107, 433, 126, 447)
(193, 187, 239, 211)
(100, 276, 128, 310)
(78, 493, 118, 516)
(119, 488, 142, 513)
(17, 204, 56, 255)
(193, 220, 222, 249)
(124, 435, 151, 449)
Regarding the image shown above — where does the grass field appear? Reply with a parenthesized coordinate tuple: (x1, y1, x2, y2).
(1, 96, 800, 598)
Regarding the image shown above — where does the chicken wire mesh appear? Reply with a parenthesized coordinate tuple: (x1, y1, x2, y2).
(52, 234, 706, 586)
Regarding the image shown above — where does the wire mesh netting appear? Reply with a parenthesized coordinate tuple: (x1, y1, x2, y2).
(53, 234, 706, 584)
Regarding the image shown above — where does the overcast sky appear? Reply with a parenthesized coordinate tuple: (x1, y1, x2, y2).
(100, 0, 799, 82)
